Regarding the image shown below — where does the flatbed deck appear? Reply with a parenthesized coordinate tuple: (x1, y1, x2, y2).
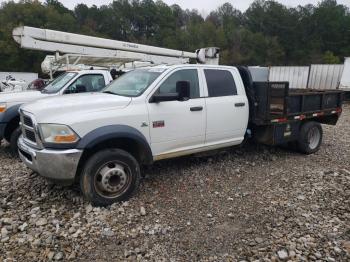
(251, 82, 343, 125)
(244, 81, 344, 146)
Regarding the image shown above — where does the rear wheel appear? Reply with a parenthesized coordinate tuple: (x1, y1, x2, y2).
(297, 121, 322, 154)
(10, 127, 21, 157)
(80, 149, 141, 206)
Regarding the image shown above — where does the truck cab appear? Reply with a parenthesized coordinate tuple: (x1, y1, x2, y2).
(0, 69, 112, 154)
(17, 65, 249, 205)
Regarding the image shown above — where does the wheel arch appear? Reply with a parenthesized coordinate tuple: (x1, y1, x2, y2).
(76, 125, 153, 179)
(3, 104, 21, 141)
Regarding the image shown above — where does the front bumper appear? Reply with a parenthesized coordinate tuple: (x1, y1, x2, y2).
(18, 136, 83, 184)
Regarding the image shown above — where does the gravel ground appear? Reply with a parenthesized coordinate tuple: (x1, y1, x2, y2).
(0, 104, 349, 261)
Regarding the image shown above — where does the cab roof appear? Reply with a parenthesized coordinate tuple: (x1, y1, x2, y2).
(138, 64, 236, 70)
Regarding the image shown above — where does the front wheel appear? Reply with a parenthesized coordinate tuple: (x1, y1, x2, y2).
(297, 121, 323, 154)
(80, 149, 141, 206)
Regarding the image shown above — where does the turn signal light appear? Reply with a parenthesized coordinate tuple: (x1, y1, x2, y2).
(54, 134, 77, 143)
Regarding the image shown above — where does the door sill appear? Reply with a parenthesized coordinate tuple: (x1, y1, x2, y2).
(153, 139, 242, 161)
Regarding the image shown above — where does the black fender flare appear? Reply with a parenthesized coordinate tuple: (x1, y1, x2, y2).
(76, 125, 153, 164)
(1, 104, 22, 138)
(2, 104, 21, 123)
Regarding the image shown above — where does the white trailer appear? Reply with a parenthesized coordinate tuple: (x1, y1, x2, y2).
(340, 57, 350, 91)
(268, 63, 346, 90)
(308, 64, 344, 90)
(269, 66, 310, 89)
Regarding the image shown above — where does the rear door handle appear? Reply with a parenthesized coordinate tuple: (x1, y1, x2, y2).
(190, 106, 203, 112)
(235, 102, 245, 107)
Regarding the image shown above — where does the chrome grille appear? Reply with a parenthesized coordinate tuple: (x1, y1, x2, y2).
(25, 129, 36, 142)
(23, 116, 33, 127)
(20, 110, 40, 148)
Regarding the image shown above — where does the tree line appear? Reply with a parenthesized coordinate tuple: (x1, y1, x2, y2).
(0, 0, 349, 74)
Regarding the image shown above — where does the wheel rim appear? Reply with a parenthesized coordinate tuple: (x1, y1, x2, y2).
(307, 126, 321, 150)
(94, 161, 132, 199)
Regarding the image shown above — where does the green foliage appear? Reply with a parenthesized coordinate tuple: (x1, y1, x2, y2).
(0, 0, 348, 73)
(323, 51, 341, 64)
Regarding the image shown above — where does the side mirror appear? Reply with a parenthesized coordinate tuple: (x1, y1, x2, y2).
(176, 81, 190, 101)
(150, 81, 191, 103)
(151, 93, 179, 103)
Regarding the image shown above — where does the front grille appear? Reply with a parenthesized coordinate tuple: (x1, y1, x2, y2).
(20, 111, 40, 147)
(25, 129, 36, 143)
(23, 116, 33, 127)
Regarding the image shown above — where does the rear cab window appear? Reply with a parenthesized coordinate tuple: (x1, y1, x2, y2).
(204, 69, 237, 97)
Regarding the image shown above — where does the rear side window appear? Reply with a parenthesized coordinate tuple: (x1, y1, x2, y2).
(204, 69, 237, 97)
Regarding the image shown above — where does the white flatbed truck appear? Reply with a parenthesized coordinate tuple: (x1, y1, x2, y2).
(18, 64, 343, 206)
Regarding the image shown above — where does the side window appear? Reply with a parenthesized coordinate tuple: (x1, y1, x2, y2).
(65, 74, 105, 94)
(158, 69, 200, 99)
(204, 69, 237, 97)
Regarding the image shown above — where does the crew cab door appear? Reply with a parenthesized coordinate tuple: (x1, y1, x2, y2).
(202, 68, 249, 145)
(147, 68, 206, 157)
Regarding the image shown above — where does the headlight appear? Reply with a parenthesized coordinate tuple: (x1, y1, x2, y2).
(0, 103, 7, 113)
(39, 124, 79, 144)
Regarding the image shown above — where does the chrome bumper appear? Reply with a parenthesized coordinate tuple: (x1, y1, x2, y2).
(18, 136, 83, 183)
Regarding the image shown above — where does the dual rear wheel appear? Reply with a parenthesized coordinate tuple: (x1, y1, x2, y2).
(296, 121, 323, 154)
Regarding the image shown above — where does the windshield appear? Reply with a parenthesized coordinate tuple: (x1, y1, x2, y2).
(42, 72, 77, 94)
(103, 69, 162, 97)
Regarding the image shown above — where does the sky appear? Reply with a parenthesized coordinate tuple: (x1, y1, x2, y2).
(1, 0, 350, 14)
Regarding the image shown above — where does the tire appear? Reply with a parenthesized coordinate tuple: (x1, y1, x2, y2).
(80, 149, 141, 206)
(297, 121, 323, 154)
(10, 127, 21, 157)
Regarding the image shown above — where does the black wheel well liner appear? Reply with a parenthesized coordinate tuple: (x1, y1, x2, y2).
(3, 104, 21, 141)
(4, 115, 20, 141)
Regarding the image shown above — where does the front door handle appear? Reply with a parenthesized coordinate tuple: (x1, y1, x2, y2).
(190, 106, 203, 112)
(235, 102, 245, 107)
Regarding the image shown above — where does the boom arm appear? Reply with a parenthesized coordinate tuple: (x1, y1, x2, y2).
(13, 26, 219, 69)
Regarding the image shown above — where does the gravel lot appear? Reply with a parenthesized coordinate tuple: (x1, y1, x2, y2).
(0, 104, 349, 261)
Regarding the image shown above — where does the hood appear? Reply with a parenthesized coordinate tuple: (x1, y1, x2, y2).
(0, 90, 44, 103)
(21, 92, 132, 123)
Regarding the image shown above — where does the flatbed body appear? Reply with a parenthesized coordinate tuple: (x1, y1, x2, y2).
(248, 81, 343, 146)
